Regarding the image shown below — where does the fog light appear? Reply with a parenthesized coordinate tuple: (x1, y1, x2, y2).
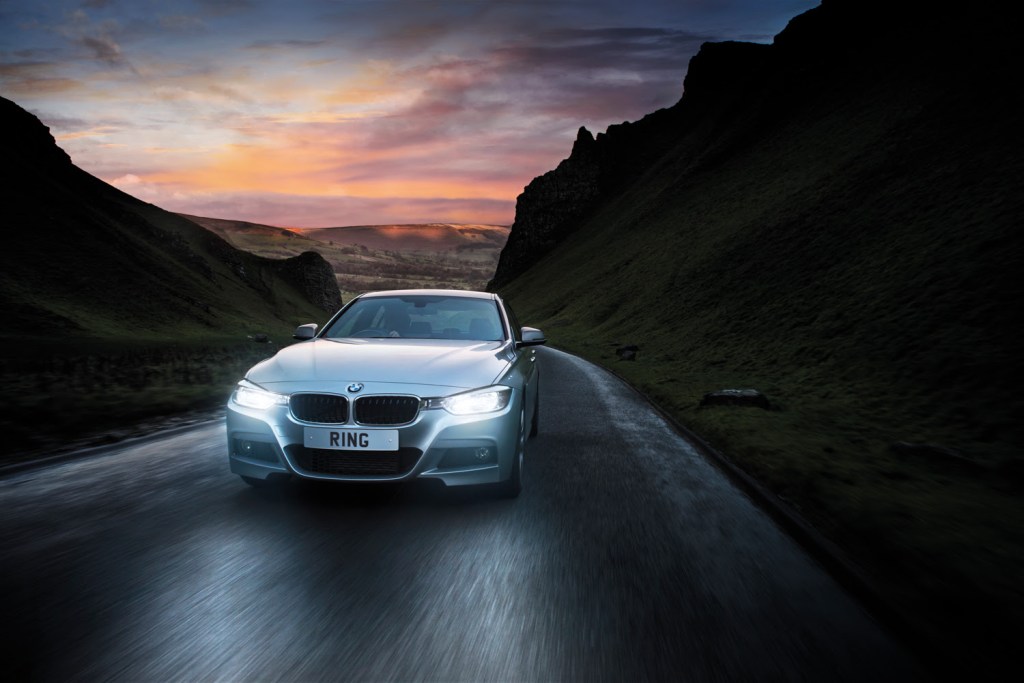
(232, 439, 278, 463)
(437, 446, 496, 469)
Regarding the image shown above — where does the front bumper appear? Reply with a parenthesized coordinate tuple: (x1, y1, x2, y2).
(226, 391, 520, 487)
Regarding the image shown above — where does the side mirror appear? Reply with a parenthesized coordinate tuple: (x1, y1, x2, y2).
(293, 323, 318, 340)
(516, 326, 546, 347)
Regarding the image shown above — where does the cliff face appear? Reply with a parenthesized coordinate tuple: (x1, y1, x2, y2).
(268, 251, 342, 313)
(490, 127, 606, 288)
(0, 95, 341, 339)
(490, 0, 1004, 289)
(488, 39, 773, 289)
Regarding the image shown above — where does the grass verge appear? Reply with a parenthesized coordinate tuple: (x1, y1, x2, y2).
(511, 319, 1022, 678)
(0, 338, 282, 462)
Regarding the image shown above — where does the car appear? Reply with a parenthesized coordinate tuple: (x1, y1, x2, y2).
(226, 289, 546, 497)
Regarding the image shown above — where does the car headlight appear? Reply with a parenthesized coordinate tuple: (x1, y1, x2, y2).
(232, 381, 288, 410)
(428, 386, 512, 415)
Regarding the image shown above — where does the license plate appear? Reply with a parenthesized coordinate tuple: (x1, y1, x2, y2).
(304, 428, 399, 451)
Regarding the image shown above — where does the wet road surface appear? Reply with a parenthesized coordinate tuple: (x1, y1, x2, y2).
(0, 347, 923, 681)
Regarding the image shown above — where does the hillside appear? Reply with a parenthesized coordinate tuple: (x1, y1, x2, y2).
(0, 97, 340, 342)
(494, 0, 1021, 674)
(178, 214, 312, 241)
(0, 95, 341, 455)
(182, 215, 509, 295)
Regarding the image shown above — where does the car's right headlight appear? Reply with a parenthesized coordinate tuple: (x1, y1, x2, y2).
(427, 386, 512, 415)
(232, 380, 288, 410)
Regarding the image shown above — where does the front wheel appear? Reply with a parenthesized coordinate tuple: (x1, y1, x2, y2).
(529, 382, 540, 438)
(240, 474, 288, 488)
(495, 406, 525, 498)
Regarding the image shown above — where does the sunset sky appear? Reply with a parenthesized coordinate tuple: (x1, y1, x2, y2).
(1, 0, 816, 227)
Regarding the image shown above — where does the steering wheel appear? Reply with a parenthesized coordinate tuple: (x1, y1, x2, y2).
(353, 328, 388, 337)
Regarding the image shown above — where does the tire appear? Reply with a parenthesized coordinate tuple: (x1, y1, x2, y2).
(529, 382, 540, 438)
(240, 474, 288, 488)
(496, 406, 525, 498)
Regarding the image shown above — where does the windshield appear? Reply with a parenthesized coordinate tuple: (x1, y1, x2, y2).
(323, 295, 506, 341)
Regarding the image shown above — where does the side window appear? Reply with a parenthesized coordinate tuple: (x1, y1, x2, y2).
(504, 303, 523, 343)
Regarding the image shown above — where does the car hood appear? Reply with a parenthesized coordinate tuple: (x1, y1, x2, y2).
(246, 338, 512, 394)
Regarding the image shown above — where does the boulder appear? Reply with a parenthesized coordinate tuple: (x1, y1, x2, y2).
(700, 389, 771, 409)
(616, 344, 639, 361)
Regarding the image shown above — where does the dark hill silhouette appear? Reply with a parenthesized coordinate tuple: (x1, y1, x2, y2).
(493, 0, 1021, 676)
(0, 95, 340, 341)
(491, 0, 1016, 288)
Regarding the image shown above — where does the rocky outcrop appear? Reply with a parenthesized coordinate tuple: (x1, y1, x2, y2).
(5, 95, 72, 169)
(267, 251, 342, 313)
(487, 39, 774, 290)
(489, 105, 690, 290)
(488, 127, 605, 289)
(615, 344, 639, 361)
(488, 0, 966, 291)
(699, 389, 771, 410)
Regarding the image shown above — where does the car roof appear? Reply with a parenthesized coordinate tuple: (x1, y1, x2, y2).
(357, 289, 497, 301)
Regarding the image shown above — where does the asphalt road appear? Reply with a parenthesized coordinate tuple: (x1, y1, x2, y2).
(0, 347, 923, 681)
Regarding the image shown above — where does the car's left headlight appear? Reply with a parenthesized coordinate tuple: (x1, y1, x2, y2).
(232, 380, 288, 410)
(428, 386, 512, 415)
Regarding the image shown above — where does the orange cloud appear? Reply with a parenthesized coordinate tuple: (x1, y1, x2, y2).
(148, 142, 339, 195)
(1, 76, 83, 95)
(56, 126, 120, 141)
(145, 137, 517, 202)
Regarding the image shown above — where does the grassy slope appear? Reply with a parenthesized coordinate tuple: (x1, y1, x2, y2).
(2, 179, 330, 341)
(499, 32, 1022, 673)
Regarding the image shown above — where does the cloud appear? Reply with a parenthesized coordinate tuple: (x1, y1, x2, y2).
(4, 77, 82, 94)
(79, 34, 125, 65)
(0, 61, 84, 94)
(491, 26, 713, 75)
(50, 9, 140, 73)
(158, 15, 206, 32)
(245, 39, 326, 51)
(0, 0, 818, 227)
(194, 0, 256, 18)
(107, 183, 514, 228)
(55, 124, 120, 141)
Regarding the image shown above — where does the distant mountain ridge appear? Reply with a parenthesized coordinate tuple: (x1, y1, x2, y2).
(183, 215, 509, 253)
(181, 215, 510, 294)
(177, 214, 312, 241)
(0, 95, 341, 341)
(297, 223, 509, 252)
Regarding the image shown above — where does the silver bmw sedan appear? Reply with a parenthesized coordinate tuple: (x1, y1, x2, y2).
(226, 289, 545, 497)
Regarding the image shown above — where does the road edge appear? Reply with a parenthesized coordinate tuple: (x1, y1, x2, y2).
(549, 347, 942, 680)
(0, 411, 224, 477)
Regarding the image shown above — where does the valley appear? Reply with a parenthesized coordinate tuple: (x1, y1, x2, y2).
(181, 215, 509, 297)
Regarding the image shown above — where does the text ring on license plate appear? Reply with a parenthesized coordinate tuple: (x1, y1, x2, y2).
(304, 427, 399, 451)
